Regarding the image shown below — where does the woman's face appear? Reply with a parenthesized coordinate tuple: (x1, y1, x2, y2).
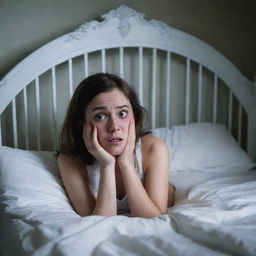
(85, 88, 134, 156)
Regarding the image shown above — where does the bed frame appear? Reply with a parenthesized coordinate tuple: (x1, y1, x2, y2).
(0, 5, 255, 161)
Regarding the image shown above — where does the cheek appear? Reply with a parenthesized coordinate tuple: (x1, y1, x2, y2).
(121, 118, 132, 134)
(91, 122, 105, 141)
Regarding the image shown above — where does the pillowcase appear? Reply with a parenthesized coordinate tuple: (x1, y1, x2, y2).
(0, 146, 72, 211)
(153, 122, 255, 172)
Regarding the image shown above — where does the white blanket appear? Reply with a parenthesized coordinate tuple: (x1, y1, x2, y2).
(1, 169, 256, 256)
(1, 124, 256, 256)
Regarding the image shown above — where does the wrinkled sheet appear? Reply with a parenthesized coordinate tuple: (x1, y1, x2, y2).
(1, 170, 256, 256)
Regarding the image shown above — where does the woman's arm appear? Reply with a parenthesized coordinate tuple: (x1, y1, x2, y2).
(84, 124, 117, 216)
(58, 124, 118, 217)
(58, 154, 117, 217)
(58, 154, 95, 216)
(142, 135, 170, 214)
(117, 122, 169, 218)
(91, 163, 117, 216)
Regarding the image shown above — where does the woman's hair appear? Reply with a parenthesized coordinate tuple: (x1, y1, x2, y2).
(59, 72, 149, 165)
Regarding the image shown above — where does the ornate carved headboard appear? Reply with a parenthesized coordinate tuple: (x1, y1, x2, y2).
(0, 5, 255, 160)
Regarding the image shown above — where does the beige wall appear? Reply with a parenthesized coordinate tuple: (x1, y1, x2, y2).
(0, 0, 255, 80)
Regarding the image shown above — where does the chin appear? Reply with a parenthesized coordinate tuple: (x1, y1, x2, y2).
(107, 147, 125, 156)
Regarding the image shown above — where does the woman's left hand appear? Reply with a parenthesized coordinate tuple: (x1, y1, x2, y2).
(116, 119, 136, 170)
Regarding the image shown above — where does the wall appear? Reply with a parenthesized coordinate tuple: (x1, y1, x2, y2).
(0, 0, 255, 81)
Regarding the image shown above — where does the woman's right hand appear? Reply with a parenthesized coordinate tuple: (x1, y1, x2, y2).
(83, 122, 116, 168)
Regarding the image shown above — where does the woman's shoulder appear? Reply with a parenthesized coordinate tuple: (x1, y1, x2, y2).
(58, 153, 87, 175)
(141, 134, 168, 155)
(58, 153, 80, 164)
(141, 134, 169, 173)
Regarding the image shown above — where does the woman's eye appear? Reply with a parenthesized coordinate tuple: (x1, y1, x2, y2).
(119, 110, 128, 119)
(94, 113, 106, 121)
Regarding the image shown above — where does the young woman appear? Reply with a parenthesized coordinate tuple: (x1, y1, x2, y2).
(58, 73, 174, 218)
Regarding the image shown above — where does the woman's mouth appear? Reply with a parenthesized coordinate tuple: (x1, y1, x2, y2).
(108, 138, 123, 145)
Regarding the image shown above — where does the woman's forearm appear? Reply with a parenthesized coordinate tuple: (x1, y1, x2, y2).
(121, 166, 163, 218)
(92, 164, 117, 216)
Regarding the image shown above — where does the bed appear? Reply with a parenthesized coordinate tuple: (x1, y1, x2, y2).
(0, 5, 256, 256)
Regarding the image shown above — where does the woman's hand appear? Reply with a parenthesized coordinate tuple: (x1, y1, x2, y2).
(116, 119, 136, 170)
(83, 123, 115, 168)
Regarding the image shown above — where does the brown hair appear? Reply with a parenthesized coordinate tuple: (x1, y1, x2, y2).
(59, 73, 149, 165)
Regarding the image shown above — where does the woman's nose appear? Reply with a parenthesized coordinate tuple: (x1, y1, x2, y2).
(108, 116, 120, 132)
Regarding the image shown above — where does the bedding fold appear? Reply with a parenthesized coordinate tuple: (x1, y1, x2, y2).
(1, 170, 256, 256)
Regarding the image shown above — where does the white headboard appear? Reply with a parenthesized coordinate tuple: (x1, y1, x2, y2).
(0, 5, 255, 160)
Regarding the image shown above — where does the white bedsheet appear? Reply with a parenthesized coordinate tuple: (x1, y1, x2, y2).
(1, 169, 256, 256)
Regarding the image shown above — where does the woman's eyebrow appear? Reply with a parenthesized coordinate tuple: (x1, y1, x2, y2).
(92, 105, 130, 112)
(116, 105, 130, 109)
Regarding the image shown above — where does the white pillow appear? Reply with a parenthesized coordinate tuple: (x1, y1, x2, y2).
(153, 123, 255, 172)
(0, 146, 72, 211)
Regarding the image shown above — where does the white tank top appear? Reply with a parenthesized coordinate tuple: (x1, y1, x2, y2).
(86, 139, 144, 214)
